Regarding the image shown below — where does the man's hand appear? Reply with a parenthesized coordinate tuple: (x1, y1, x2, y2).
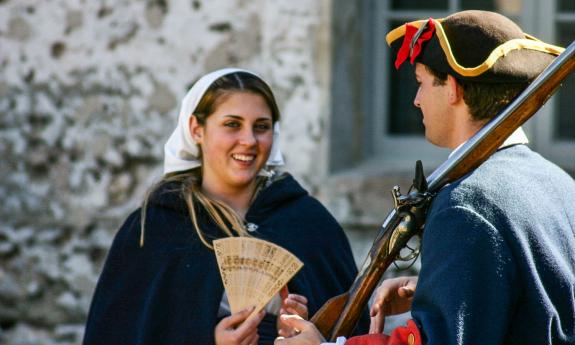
(278, 286, 309, 338)
(274, 315, 325, 345)
(370, 276, 418, 334)
(215, 307, 266, 345)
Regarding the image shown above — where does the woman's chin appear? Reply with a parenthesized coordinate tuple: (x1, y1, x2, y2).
(228, 172, 259, 188)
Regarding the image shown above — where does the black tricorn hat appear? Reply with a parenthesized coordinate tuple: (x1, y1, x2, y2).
(386, 10, 564, 83)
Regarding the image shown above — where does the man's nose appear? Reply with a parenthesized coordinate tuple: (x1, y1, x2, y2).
(413, 93, 421, 108)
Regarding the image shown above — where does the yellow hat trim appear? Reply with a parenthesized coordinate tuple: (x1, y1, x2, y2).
(386, 19, 565, 77)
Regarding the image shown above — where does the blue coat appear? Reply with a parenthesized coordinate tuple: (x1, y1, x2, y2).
(83, 174, 367, 345)
(412, 145, 575, 344)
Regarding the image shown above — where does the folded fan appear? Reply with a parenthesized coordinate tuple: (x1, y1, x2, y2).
(213, 237, 304, 316)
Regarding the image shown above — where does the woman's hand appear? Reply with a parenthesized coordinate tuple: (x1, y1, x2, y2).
(369, 275, 418, 334)
(215, 307, 266, 345)
(277, 286, 309, 338)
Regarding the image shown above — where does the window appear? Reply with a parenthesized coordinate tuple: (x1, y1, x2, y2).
(555, 15, 575, 140)
(530, 0, 575, 168)
(330, 0, 575, 173)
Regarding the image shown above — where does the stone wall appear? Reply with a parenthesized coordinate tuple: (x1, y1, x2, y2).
(0, 1, 336, 343)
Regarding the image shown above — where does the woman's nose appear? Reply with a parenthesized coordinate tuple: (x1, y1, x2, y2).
(239, 128, 257, 146)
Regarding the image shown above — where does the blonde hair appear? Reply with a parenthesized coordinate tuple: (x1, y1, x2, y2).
(140, 169, 272, 249)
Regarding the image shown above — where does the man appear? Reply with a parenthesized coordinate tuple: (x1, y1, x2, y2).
(275, 10, 575, 345)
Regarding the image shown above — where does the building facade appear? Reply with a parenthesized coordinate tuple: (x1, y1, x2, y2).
(0, 0, 573, 343)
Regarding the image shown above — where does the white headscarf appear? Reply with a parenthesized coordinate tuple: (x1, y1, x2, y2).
(163, 67, 284, 175)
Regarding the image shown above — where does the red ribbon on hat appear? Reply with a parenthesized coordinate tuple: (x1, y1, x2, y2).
(395, 18, 436, 69)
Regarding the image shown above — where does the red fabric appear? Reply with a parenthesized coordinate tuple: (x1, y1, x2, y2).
(394, 19, 436, 69)
(346, 320, 421, 345)
(345, 333, 389, 345)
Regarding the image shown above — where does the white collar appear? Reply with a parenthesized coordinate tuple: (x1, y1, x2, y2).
(448, 127, 529, 158)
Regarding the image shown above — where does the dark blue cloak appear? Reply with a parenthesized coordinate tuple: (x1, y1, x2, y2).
(83, 174, 367, 344)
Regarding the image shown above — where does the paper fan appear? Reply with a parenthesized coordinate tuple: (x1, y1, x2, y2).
(213, 237, 303, 316)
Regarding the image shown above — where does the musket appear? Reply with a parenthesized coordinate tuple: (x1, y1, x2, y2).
(311, 40, 575, 341)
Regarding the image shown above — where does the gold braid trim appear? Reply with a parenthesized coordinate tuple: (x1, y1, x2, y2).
(386, 18, 564, 77)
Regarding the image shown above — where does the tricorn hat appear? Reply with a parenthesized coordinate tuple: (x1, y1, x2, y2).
(386, 10, 564, 83)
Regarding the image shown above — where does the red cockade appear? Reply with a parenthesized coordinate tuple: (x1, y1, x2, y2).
(395, 18, 436, 69)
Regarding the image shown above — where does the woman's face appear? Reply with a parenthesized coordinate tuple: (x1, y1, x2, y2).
(190, 91, 274, 195)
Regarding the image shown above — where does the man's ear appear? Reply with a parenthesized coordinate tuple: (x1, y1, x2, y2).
(189, 115, 203, 143)
(447, 75, 463, 105)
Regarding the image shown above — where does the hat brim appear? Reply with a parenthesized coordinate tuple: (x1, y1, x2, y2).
(386, 17, 564, 82)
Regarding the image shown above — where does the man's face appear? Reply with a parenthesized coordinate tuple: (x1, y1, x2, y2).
(413, 63, 455, 148)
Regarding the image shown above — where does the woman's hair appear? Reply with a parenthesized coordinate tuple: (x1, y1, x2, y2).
(140, 72, 281, 249)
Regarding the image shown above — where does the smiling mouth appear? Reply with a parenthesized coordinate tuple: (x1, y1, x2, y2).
(232, 154, 255, 162)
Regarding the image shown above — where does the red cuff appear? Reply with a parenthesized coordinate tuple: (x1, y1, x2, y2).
(346, 320, 421, 345)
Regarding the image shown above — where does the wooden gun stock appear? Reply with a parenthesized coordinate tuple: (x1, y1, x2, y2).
(311, 198, 425, 339)
(312, 41, 575, 341)
(312, 292, 349, 336)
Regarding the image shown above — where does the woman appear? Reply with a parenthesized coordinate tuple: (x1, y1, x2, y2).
(83, 68, 363, 344)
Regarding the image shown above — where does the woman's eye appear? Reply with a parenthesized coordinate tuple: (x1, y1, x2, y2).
(224, 121, 240, 128)
(255, 123, 272, 131)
